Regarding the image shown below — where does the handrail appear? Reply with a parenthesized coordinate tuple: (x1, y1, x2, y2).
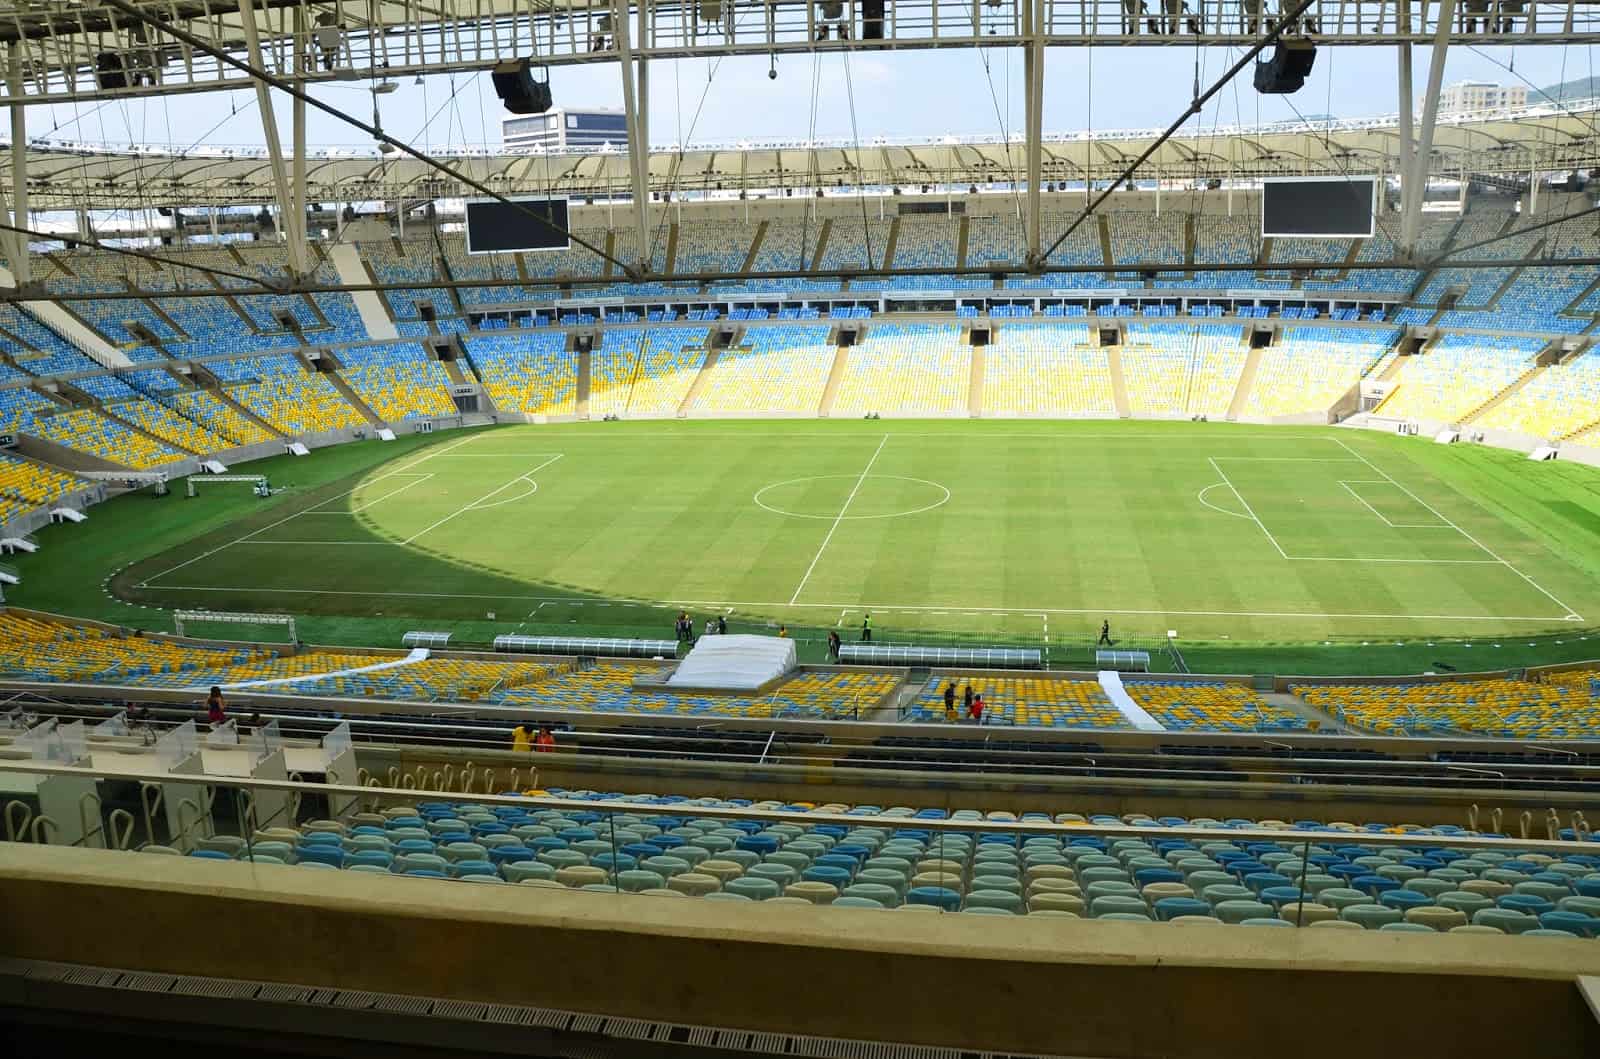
(0, 758, 1594, 856)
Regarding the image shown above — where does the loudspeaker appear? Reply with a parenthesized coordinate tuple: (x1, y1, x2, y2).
(1253, 40, 1316, 94)
(861, 0, 885, 38)
(95, 53, 128, 91)
(491, 59, 552, 115)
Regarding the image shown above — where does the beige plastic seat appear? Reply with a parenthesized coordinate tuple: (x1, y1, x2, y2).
(1170, 916, 1222, 926)
(785, 881, 839, 905)
(668, 872, 722, 896)
(640, 888, 687, 897)
(301, 819, 347, 836)
(1028, 893, 1085, 915)
(519, 878, 567, 890)
(1025, 864, 1074, 884)
(1028, 877, 1081, 898)
(895, 904, 942, 913)
(1459, 879, 1511, 900)
(1277, 902, 1337, 925)
(1404, 906, 1469, 931)
(1141, 882, 1194, 903)
(253, 828, 302, 844)
(1449, 924, 1504, 935)
(1308, 919, 1364, 930)
(916, 859, 964, 878)
(555, 865, 609, 888)
(767, 896, 816, 907)
(696, 859, 744, 884)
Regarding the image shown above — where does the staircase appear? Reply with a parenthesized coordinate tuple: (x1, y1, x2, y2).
(663, 223, 680, 274)
(438, 356, 468, 385)
(1461, 363, 1545, 425)
(809, 219, 835, 272)
(1097, 216, 1115, 280)
(209, 385, 287, 440)
(1183, 215, 1196, 265)
(329, 243, 399, 340)
(97, 406, 200, 457)
(881, 218, 901, 270)
(1106, 345, 1131, 418)
(323, 370, 383, 426)
(818, 346, 850, 417)
(1226, 344, 1266, 420)
(676, 347, 722, 417)
(967, 344, 985, 417)
(739, 221, 768, 276)
(1562, 414, 1600, 442)
(955, 216, 970, 269)
(575, 348, 592, 419)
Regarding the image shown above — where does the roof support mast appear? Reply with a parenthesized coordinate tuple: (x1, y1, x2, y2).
(238, 0, 309, 277)
(4, 43, 30, 288)
(614, 0, 652, 272)
(1024, 0, 1046, 269)
(1399, 0, 1455, 258)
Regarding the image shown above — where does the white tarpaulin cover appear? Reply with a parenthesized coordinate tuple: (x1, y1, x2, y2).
(667, 634, 797, 691)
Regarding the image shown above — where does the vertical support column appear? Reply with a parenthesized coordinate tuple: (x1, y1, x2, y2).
(1023, 0, 1046, 268)
(1399, 0, 1455, 255)
(613, 0, 651, 274)
(6, 44, 30, 286)
(291, 5, 309, 264)
(1395, 32, 1414, 254)
(238, 0, 309, 276)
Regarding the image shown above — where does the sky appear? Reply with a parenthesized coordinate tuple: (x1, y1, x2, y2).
(22, 41, 1595, 152)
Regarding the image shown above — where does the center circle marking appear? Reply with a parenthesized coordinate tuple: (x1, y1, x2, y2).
(753, 475, 952, 520)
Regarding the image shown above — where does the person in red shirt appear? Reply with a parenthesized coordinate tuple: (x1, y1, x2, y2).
(533, 727, 557, 752)
(205, 686, 227, 726)
(969, 693, 984, 724)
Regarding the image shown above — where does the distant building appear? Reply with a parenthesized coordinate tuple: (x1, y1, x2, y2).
(1430, 81, 1527, 114)
(502, 108, 628, 152)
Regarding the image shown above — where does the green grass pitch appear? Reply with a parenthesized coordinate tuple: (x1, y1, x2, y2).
(82, 419, 1600, 663)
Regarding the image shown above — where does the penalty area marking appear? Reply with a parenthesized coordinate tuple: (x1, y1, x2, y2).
(400, 454, 562, 545)
(753, 474, 951, 521)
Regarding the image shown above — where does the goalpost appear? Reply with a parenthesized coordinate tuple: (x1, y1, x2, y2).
(173, 610, 297, 645)
(186, 475, 271, 499)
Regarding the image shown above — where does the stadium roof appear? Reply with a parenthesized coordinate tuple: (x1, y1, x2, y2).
(9, 100, 1598, 211)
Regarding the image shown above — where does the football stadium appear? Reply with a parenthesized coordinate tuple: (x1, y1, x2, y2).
(3, 3, 1600, 1056)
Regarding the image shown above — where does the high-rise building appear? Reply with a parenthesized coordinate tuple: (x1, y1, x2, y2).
(1430, 81, 1528, 114)
(502, 108, 628, 152)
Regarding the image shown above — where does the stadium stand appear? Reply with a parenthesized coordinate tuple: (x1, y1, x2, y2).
(32, 407, 188, 468)
(831, 323, 971, 416)
(692, 324, 835, 415)
(1120, 323, 1245, 417)
(907, 676, 1127, 728)
(1291, 677, 1600, 738)
(57, 784, 1600, 935)
(497, 663, 901, 719)
(337, 343, 458, 422)
(110, 396, 234, 454)
(1376, 333, 1546, 424)
(164, 389, 277, 445)
(0, 452, 83, 526)
(468, 331, 575, 415)
(230, 371, 368, 434)
(1243, 326, 1399, 418)
(1123, 681, 1308, 732)
(982, 322, 1117, 417)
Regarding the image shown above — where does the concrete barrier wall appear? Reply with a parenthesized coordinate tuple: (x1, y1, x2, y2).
(1, 844, 1594, 1059)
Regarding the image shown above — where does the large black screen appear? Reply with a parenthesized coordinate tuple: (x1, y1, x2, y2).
(464, 197, 571, 253)
(1261, 177, 1376, 238)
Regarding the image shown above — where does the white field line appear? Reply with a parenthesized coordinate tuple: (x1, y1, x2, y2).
(1207, 456, 1288, 559)
(401, 454, 562, 545)
(1196, 483, 1254, 520)
(1338, 480, 1452, 529)
(138, 432, 485, 586)
(1333, 437, 1584, 621)
(143, 583, 1580, 624)
(788, 434, 888, 605)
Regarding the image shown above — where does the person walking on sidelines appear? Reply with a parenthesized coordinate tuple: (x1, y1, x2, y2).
(827, 630, 842, 662)
(717, 614, 728, 635)
(1097, 619, 1114, 647)
(963, 684, 974, 716)
(943, 682, 957, 723)
(860, 613, 872, 642)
